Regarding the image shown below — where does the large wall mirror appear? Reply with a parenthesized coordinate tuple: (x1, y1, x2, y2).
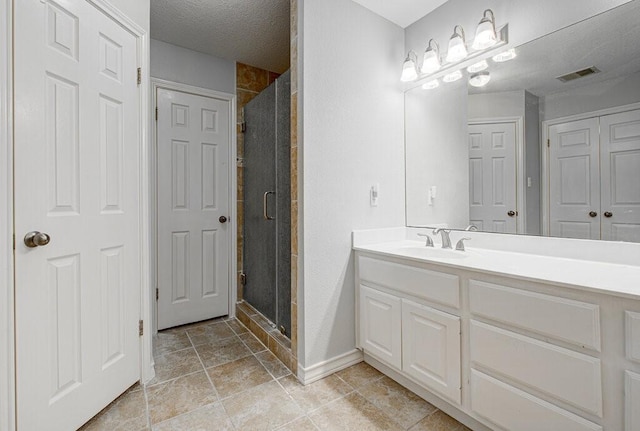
(405, 1, 640, 243)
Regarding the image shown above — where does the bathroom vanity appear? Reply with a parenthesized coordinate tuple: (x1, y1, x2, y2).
(353, 228, 640, 431)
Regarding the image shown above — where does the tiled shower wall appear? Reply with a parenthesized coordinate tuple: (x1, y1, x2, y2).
(289, 0, 299, 375)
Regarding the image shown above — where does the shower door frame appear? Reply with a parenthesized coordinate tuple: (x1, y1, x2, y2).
(150, 78, 238, 334)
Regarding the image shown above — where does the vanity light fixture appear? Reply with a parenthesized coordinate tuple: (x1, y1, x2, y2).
(446, 25, 468, 63)
(422, 79, 440, 90)
(469, 71, 491, 87)
(421, 39, 441, 74)
(492, 48, 517, 62)
(400, 50, 419, 82)
(443, 70, 463, 83)
(472, 9, 498, 50)
(467, 60, 488, 73)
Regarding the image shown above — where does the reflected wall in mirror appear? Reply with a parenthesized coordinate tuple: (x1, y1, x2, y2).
(405, 1, 640, 243)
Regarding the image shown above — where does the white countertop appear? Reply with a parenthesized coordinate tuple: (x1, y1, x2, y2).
(354, 239, 640, 300)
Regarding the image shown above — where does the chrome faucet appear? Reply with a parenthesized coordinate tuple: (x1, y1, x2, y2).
(456, 237, 471, 251)
(432, 228, 452, 249)
(465, 224, 478, 231)
(417, 232, 434, 247)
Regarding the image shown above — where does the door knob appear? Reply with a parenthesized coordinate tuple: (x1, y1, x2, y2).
(24, 231, 51, 248)
(219, 216, 228, 223)
(604, 211, 613, 218)
(589, 211, 598, 218)
(507, 211, 516, 217)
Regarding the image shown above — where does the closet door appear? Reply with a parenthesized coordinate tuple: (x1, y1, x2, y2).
(600, 109, 640, 243)
(549, 118, 600, 239)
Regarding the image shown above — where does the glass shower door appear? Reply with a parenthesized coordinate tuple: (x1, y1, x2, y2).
(243, 71, 291, 336)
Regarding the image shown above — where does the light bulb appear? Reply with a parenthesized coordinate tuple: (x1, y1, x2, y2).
(492, 48, 516, 63)
(422, 79, 440, 90)
(469, 71, 491, 87)
(400, 52, 418, 82)
(443, 70, 463, 83)
(421, 39, 441, 74)
(472, 10, 498, 50)
(467, 60, 488, 73)
(446, 26, 468, 63)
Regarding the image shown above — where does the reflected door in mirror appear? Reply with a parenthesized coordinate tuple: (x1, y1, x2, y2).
(469, 122, 517, 233)
(549, 109, 640, 242)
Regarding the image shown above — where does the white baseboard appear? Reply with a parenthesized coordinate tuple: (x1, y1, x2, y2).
(297, 349, 364, 385)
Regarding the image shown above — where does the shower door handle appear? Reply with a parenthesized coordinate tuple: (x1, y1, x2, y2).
(263, 191, 275, 220)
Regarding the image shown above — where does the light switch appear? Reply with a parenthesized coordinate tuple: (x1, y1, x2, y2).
(370, 184, 379, 207)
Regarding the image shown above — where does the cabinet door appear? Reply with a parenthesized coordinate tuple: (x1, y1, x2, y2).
(402, 299, 461, 403)
(360, 285, 402, 369)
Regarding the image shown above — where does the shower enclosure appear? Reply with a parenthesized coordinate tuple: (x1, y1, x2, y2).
(243, 70, 291, 337)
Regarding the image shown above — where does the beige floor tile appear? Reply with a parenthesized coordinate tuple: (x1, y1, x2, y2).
(154, 330, 192, 357)
(278, 374, 352, 413)
(146, 371, 218, 424)
(226, 318, 249, 334)
(335, 362, 384, 389)
(255, 350, 292, 379)
(222, 380, 304, 431)
(195, 336, 252, 368)
(79, 387, 148, 431)
(239, 332, 268, 353)
(207, 355, 274, 398)
(408, 411, 471, 431)
(150, 347, 203, 384)
(187, 321, 237, 346)
(275, 416, 319, 431)
(152, 402, 234, 431)
(358, 376, 437, 428)
(308, 392, 403, 431)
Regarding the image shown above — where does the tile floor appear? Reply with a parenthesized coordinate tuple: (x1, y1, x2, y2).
(80, 317, 471, 431)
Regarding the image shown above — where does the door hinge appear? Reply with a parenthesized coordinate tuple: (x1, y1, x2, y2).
(240, 272, 247, 286)
(137, 67, 142, 85)
(12, 234, 15, 250)
(156, 288, 159, 301)
(138, 319, 144, 336)
(241, 121, 246, 133)
(155, 107, 158, 121)
(547, 139, 550, 148)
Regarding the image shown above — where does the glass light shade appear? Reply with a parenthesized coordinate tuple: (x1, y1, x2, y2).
(421, 42, 441, 74)
(492, 48, 517, 62)
(467, 60, 488, 73)
(422, 79, 440, 90)
(469, 71, 491, 87)
(400, 55, 418, 82)
(472, 10, 498, 50)
(446, 34, 468, 62)
(443, 70, 463, 83)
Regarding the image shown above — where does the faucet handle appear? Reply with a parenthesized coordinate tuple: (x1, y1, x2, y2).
(417, 233, 434, 247)
(455, 237, 471, 251)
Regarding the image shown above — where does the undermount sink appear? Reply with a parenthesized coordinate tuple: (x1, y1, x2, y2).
(394, 246, 470, 259)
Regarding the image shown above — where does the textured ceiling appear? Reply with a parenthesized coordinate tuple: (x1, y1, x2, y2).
(350, 0, 449, 28)
(150, 0, 290, 73)
(468, 1, 640, 97)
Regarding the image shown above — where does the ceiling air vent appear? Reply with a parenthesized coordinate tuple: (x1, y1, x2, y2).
(556, 67, 601, 83)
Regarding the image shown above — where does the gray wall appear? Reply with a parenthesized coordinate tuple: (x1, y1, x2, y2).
(150, 39, 235, 94)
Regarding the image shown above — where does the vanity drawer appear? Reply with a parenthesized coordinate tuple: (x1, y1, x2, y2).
(358, 256, 459, 308)
(626, 311, 640, 363)
(471, 321, 603, 417)
(469, 280, 601, 351)
(470, 369, 602, 431)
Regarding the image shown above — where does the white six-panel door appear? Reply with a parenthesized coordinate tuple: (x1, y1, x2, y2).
(157, 88, 230, 330)
(468, 122, 518, 233)
(549, 118, 600, 240)
(600, 109, 640, 242)
(14, 1, 141, 429)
